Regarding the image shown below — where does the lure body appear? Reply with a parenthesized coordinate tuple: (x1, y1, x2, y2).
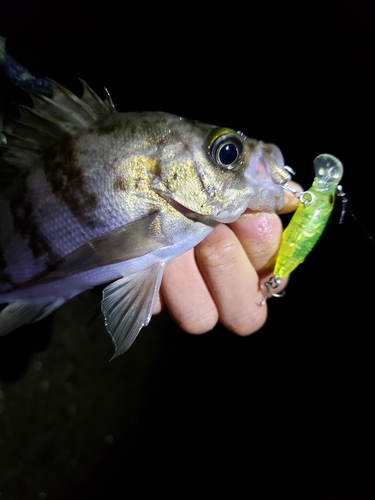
(274, 154, 344, 279)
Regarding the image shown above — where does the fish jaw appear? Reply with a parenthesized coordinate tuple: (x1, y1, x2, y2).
(150, 172, 253, 225)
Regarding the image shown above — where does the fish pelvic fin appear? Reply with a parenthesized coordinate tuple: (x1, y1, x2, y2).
(102, 262, 165, 359)
(1, 77, 116, 188)
(0, 298, 66, 336)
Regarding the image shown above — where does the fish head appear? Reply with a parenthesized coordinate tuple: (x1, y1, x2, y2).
(150, 117, 289, 224)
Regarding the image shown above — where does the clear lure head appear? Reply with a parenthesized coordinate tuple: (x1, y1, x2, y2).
(313, 154, 344, 190)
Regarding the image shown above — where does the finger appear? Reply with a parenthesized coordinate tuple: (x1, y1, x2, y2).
(229, 211, 283, 279)
(152, 293, 164, 315)
(229, 211, 290, 294)
(195, 224, 268, 336)
(159, 249, 218, 334)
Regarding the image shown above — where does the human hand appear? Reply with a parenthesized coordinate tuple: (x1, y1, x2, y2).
(154, 181, 302, 336)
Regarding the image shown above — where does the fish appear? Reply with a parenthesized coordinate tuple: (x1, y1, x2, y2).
(0, 58, 291, 357)
(260, 153, 344, 302)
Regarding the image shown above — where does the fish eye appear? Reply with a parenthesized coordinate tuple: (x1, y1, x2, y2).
(208, 128, 243, 171)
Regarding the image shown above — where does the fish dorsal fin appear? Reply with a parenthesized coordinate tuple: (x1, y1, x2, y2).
(30, 78, 115, 128)
(1, 78, 116, 178)
(102, 262, 165, 358)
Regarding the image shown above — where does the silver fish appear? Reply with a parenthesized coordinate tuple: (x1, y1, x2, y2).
(0, 76, 290, 357)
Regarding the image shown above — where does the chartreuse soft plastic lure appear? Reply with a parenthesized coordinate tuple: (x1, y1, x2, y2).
(261, 153, 344, 303)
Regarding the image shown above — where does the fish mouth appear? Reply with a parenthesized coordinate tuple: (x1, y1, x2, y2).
(245, 142, 290, 213)
(162, 196, 220, 228)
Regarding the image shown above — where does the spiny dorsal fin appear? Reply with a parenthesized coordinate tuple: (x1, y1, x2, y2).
(1, 78, 116, 187)
(79, 78, 116, 114)
(28, 78, 115, 127)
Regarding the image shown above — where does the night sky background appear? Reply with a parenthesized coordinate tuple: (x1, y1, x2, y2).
(1, 1, 375, 498)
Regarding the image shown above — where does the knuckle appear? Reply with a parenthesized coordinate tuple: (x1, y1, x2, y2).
(197, 235, 239, 272)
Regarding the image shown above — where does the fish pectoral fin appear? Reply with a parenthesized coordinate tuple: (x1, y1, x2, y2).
(101, 261, 164, 359)
(0, 298, 66, 336)
(42, 212, 169, 282)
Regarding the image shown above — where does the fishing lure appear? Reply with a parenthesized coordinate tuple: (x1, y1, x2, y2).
(261, 153, 344, 302)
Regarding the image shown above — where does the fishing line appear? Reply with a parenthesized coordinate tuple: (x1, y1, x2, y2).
(337, 186, 375, 246)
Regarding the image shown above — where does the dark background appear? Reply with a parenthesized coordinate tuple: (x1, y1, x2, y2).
(1, 1, 375, 498)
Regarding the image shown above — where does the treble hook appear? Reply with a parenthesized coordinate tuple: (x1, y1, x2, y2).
(259, 276, 285, 306)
